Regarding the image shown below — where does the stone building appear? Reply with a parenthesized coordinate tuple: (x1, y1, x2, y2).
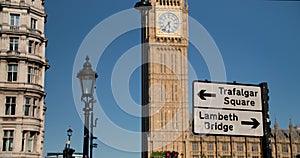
(0, 0, 48, 157)
(187, 121, 300, 158)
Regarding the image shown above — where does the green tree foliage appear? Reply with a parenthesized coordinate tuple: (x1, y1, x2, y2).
(150, 151, 165, 158)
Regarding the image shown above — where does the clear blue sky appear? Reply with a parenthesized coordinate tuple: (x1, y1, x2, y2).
(44, 0, 300, 157)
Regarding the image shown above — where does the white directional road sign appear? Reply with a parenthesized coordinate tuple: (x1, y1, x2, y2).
(193, 108, 263, 136)
(193, 81, 264, 137)
(193, 81, 262, 111)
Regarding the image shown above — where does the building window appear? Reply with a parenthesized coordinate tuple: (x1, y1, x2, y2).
(252, 144, 259, 152)
(237, 156, 244, 158)
(192, 142, 198, 151)
(32, 99, 37, 117)
(10, 14, 20, 27)
(160, 110, 167, 129)
(161, 83, 166, 102)
(24, 98, 30, 116)
(297, 145, 300, 153)
(28, 41, 39, 54)
(160, 54, 163, 73)
(252, 156, 259, 158)
(7, 64, 18, 82)
(30, 18, 37, 29)
(163, 54, 167, 73)
(2, 130, 14, 151)
(24, 98, 38, 117)
(175, 110, 178, 129)
(160, 53, 167, 73)
(172, 84, 178, 101)
(22, 131, 37, 152)
(163, 111, 167, 129)
(171, 53, 176, 73)
(160, 111, 163, 128)
(172, 109, 178, 129)
(207, 143, 214, 151)
(9, 37, 19, 51)
(282, 144, 288, 153)
(28, 41, 34, 53)
(27, 131, 36, 152)
(5, 97, 16, 115)
(237, 143, 244, 151)
(21, 132, 25, 151)
(222, 143, 228, 151)
(28, 66, 39, 84)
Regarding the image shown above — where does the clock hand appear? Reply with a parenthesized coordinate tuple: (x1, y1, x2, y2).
(163, 21, 171, 31)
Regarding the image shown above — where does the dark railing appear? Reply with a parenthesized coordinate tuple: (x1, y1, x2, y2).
(10, 25, 19, 30)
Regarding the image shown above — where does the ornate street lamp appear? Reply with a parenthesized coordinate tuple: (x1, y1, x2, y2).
(77, 56, 98, 158)
(66, 127, 73, 149)
(63, 127, 75, 158)
(77, 56, 97, 98)
(67, 128, 73, 137)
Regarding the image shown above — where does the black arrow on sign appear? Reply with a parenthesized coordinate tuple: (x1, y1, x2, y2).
(198, 90, 216, 100)
(241, 118, 260, 129)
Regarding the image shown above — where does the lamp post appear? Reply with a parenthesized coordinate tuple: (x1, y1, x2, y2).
(77, 56, 98, 158)
(90, 101, 98, 158)
(63, 127, 75, 158)
(66, 127, 72, 149)
(134, 1, 152, 158)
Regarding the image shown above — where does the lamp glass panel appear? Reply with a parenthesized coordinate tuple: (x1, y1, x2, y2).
(82, 79, 93, 95)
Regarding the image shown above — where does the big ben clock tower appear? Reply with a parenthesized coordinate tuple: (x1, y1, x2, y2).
(135, 0, 189, 158)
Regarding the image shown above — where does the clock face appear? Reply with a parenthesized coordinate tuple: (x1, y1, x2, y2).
(158, 12, 179, 34)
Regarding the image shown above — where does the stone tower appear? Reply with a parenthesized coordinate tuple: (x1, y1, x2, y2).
(135, 0, 189, 157)
(0, 0, 48, 157)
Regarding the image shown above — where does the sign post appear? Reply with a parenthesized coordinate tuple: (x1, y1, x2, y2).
(260, 82, 272, 158)
(193, 81, 271, 157)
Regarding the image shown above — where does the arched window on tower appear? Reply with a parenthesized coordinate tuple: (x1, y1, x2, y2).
(184, 0, 188, 9)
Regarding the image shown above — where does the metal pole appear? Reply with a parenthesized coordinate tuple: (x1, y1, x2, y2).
(141, 9, 148, 158)
(184, 141, 186, 158)
(83, 99, 90, 158)
(90, 102, 94, 158)
(260, 82, 271, 158)
(134, 1, 151, 158)
(68, 134, 71, 149)
(245, 137, 248, 158)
